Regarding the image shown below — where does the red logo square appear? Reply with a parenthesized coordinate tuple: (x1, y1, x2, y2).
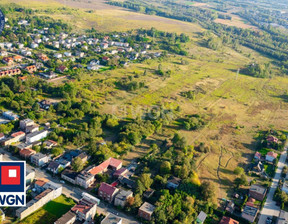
(1, 166, 21, 185)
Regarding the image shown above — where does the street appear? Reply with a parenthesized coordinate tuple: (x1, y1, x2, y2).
(0, 148, 139, 224)
(258, 145, 288, 224)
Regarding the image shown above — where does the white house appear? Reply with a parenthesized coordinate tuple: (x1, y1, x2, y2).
(266, 151, 278, 162)
(54, 53, 62, 59)
(64, 52, 72, 57)
(26, 130, 48, 144)
(31, 43, 39, 49)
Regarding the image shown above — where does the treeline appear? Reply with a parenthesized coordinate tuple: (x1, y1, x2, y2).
(107, 0, 288, 68)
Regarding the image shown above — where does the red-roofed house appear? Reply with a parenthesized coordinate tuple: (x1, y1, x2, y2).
(0, 68, 21, 77)
(98, 182, 119, 203)
(219, 216, 239, 224)
(89, 157, 122, 176)
(0, 133, 4, 141)
(20, 148, 36, 159)
(2, 57, 13, 65)
(113, 168, 128, 178)
(57, 65, 68, 73)
(13, 55, 22, 62)
(25, 65, 37, 74)
(267, 135, 278, 143)
(254, 152, 261, 161)
(266, 151, 278, 162)
(11, 131, 26, 141)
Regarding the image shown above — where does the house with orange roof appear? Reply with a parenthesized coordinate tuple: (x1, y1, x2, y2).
(266, 151, 278, 162)
(2, 57, 13, 65)
(88, 157, 122, 176)
(13, 55, 22, 62)
(19, 148, 36, 159)
(25, 65, 37, 74)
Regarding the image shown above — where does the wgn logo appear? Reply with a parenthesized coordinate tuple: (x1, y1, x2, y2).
(0, 161, 26, 207)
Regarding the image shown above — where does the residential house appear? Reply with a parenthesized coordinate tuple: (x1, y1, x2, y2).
(31, 43, 39, 49)
(282, 180, 288, 194)
(31, 153, 50, 167)
(2, 57, 13, 65)
(61, 168, 78, 185)
(47, 161, 63, 174)
(0, 133, 4, 141)
(114, 190, 133, 208)
(241, 203, 258, 223)
(57, 65, 68, 73)
(113, 168, 128, 178)
(54, 211, 76, 224)
(26, 125, 40, 134)
(26, 130, 48, 144)
(118, 176, 136, 189)
(25, 65, 37, 74)
(88, 157, 122, 176)
(101, 214, 122, 224)
(19, 148, 36, 159)
(76, 171, 95, 189)
(64, 52, 72, 57)
(34, 178, 50, 193)
(249, 184, 267, 201)
(267, 135, 278, 143)
(266, 151, 278, 162)
(38, 54, 49, 62)
(0, 68, 21, 77)
(73, 152, 88, 164)
(277, 210, 288, 224)
(0, 51, 8, 56)
(166, 176, 181, 189)
(13, 55, 22, 62)
(41, 71, 57, 79)
(197, 211, 207, 224)
(138, 202, 155, 221)
(38, 100, 55, 110)
(26, 167, 35, 186)
(44, 140, 58, 148)
(254, 152, 261, 161)
(11, 131, 25, 141)
(219, 216, 239, 224)
(98, 183, 119, 203)
(20, 119, 34, 130)
(143, 189, 155, 199)
(76, 52, 85, 57)
(101, 43, 109, 49)
(54, 53, 62, 59)
(2, 111, 19, 120)
(225, 201, 235, 214)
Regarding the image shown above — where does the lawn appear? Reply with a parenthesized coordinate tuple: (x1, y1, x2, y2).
(264, 163, 276, 177)
(19, 195, 75, 224)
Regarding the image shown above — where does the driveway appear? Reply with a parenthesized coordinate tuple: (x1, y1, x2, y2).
(258, 147, 288, 224)
(0, 148, 139, 224)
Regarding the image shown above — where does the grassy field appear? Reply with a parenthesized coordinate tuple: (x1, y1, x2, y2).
(19, 195, 75, 224)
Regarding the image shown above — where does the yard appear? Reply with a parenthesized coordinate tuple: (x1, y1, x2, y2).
(19, 195, 76, 224)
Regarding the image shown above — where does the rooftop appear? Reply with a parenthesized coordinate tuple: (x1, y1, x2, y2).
(54, 211, 76, 224)
(101, 213, 122, 224)
(35, 178, 50, 187)
(99, 182, 118, 195)
(219, 216, 239, 224)
(249, 184, 267, 195)
(139, 202, 155, 215)
(242, 203, 258, 217)
(89, 157, 122, 175)
(26, 130, 48, 138)
(11, 131, 25, 138)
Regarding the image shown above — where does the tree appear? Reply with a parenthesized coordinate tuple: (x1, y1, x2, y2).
(234, 173, 248, 188)
(139, 173, 153, 189)
(133, 193, 142, 208)
(71, 157, 84, 172)
(234, 167, 244, 175)
(160, 161, 171, 174)
(51, 147, 64, 156)
(201, 181, 216, 202)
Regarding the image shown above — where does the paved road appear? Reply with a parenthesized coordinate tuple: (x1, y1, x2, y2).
(0, 149, 139, 224)
(258, 147, 288, 224)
